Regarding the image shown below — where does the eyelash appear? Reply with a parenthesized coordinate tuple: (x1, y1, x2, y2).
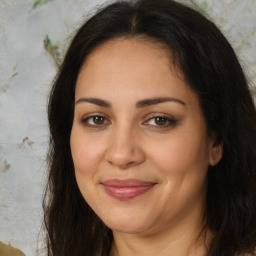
(81, 114, 177, 128)
(81, 114, 110, 128)
(143, 115, 177, 128)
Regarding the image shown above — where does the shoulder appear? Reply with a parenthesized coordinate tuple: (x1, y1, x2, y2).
(0, 241, 25, 256)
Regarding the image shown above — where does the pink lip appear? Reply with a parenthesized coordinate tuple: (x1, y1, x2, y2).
(101, 179, 156, 200)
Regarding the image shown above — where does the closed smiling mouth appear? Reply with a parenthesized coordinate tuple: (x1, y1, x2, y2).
(101, 179, 157, 200)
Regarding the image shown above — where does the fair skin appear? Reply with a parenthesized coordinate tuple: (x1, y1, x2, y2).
(70, 37, 222, 256)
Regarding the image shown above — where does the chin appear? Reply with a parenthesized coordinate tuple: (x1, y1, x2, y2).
(100, 209, 152, 234)
(108, 222, 149, 235)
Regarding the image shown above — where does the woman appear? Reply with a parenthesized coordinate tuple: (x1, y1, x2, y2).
(44, 0, 256, 255)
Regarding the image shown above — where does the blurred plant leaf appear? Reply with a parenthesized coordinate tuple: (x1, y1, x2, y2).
(199, 1, 208, 10)
(44, 35, 61, 68)
(33, 0, 54, 9)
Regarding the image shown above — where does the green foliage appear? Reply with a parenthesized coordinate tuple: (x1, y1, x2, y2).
(199, 1, 209, 10)
(33, 0, 54, 9)
(43, 35, 61, 68)
(194, 0, 209, 11)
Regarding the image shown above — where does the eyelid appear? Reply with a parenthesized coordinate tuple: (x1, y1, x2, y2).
(79, 112, 177, 129)
(81, 112, 111, 127)
(81, 111, 109, 120)
(142, 113, 177, 127)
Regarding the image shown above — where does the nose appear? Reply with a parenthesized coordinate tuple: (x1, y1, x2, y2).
(105, 126, 145, 169)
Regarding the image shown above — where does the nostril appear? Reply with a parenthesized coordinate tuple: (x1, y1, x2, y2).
(105, 143, 145, 169)
(107, 159, 136, 169)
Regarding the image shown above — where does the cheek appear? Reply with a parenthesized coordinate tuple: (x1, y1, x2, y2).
(146, 128, 210, 195)
(70, 133, 105, 208)
(152, 134, 209, 170)
(149, 133, 209, 212)
(70, 130, 102, 203)
(70, 129, 104, 173)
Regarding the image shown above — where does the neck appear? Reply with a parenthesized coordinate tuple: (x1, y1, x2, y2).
(110, 213, 211, 256)
(110, 228, 210, 256)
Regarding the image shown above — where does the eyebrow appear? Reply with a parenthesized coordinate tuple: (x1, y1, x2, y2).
(75, 97, 111, 107)
(136, 97, 186, 108)
(75, 97, 185, 108)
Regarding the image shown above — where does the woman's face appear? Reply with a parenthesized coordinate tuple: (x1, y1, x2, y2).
(70, 38, 218, 235)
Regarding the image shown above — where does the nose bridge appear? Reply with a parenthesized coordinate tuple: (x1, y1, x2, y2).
(105, 120, 145, 168)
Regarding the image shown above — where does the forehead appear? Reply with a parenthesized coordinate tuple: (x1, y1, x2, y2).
(84, 36, 172, 65)
(75, 37, 195, 106)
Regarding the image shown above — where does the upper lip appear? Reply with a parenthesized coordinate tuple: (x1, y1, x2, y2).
(101, 179, 156, 187)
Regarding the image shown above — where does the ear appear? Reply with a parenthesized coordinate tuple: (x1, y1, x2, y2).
(209, 139, 223, 166)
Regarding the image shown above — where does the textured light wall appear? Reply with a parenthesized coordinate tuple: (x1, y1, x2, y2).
(0, 0, 255, 255)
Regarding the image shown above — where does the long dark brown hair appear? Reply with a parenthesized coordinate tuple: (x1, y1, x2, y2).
(44, 0, 256, 255)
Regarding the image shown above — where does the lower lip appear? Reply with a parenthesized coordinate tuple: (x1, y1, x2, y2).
(102, 184, 155, 200)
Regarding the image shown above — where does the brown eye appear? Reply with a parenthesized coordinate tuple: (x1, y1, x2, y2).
(92, 116, 105, 125)
(154, 117, 167, 126)
(82, 115, 108, 127)
(144, 115, 177, 128)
